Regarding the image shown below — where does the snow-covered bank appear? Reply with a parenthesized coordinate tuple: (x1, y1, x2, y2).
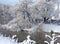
(0, 34, 17, 44)
(0, 34, 36, 44)
(42, 24, 60, 32)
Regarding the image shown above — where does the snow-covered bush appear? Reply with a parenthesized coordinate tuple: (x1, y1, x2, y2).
(44, 32, 60, 44)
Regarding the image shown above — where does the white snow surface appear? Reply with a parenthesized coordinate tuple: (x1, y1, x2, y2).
(42, 24, 60, 32)
(0, 34, 17, 44)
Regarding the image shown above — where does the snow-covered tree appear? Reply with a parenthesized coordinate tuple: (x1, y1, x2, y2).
(1, 0, 57, 32)
(0, 4, 13, 24)
(29, 0, 56, 22)
(2, 0, 43, 32)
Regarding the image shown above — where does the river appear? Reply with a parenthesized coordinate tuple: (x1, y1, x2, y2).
(42, 23, 60, 32)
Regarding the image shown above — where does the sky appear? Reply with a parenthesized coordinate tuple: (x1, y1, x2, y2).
(0, 0, 19, 5)
(0, 0, 36, 5)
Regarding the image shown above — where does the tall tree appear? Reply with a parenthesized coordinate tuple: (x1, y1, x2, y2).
(5, 0, 56, 31)
(29, 0, 55, 22)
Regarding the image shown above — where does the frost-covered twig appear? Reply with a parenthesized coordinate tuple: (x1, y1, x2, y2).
(44, 41, 49, 44)
(44, 33, 60, 44)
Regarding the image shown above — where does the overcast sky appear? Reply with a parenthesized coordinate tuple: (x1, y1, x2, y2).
(0, 0, 19, 5)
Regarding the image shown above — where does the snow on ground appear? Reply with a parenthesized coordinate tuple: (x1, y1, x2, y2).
(0, 34, 17, 44)
(0, 34, 36, 44)
(42, 24, 60, 32)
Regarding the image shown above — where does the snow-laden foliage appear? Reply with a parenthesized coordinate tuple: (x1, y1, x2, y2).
(0, 4, 13, 24)
(44, 33, 60, 44)
(19, 35, 36, 44)
(0, 0, 59, 32)
(1, 0, 43, 32)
